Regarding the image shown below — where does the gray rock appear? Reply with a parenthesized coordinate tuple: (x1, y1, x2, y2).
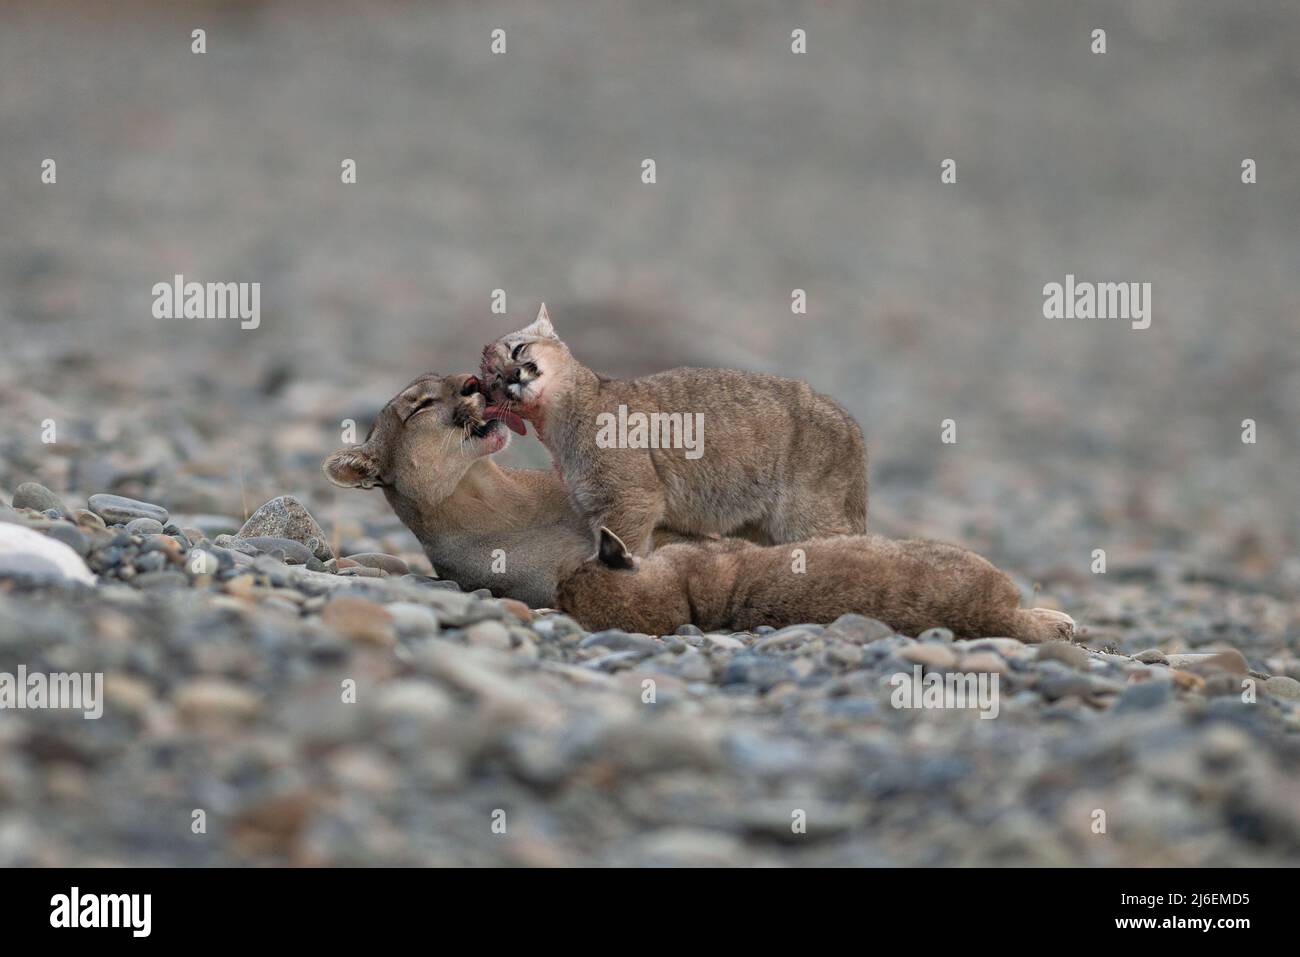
(824, 614, 893, 643)
(12, 482, 68, 517)
(722, 655, 796, 690)
(344, 552, 409, 575)
(578, 630, 663, 655)
(44, 523, 90, 557)
(88, 493, 169, 526)
(125, 517, 165, 536)
(235, 495, 333, 561)
(237, 536, 315, 565)
(1113, 678, 1173, 713)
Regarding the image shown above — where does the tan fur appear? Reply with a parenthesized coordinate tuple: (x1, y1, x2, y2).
(556, 529, 1076, 643)
(480, 305, 868, 555)
(322, 373, 695, 608)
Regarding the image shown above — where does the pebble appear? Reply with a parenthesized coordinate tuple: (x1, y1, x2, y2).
(1113, 677, 1173, 713)
(0, 523, 96, 585)
(44, 523, 90, 557)
(72, 508, 106, 530)
(578, 630, 663, 655)
(12, 482, 68, 517)
(125, 517, 165, 536)
(235, 495, 334, 561)
(1035, 642, 1090, 671)
(466, 620, 513, 650)
(899, 643, 959, 669)
(825, 614, 893, 643)
(238, 536, 315, 565)
(1165, 650, 1249, 675)
(173, 679, 262, 723)
(1263, 676, 1300, 701)
(87, 493, 169, 526)
(959, 651, 1008, 675)
(344, 552, 409, 575)
(320, 595, 396, 645)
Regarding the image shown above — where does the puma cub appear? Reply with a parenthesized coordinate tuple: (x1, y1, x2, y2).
(556, 527, 1076, 642)
(480, 305, 868, 555)
(322, 372, 692, 608)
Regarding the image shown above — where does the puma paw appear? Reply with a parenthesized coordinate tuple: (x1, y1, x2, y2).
(1027, 607, 1076, 642)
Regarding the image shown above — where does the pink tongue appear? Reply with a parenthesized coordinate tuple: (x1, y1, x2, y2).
(485, 405, 527, 435)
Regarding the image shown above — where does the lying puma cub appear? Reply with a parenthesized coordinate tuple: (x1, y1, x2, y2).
(481, 305, 868, 555)
(322, 372, 691, 608)
(556, 527, 1076, 642)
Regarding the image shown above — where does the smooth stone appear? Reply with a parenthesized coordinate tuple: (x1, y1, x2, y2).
(174, 679, 261, 722)
(1165, 650, 1249, 675)
(44, 523, 90, 557)
(239, 536, 315, 565)
(12, 482, 68, 517)
(337, 566, 384, 578)
(721, 655, 796, 691)
(344, 552, 409, 575)
(899, 643, 959, 669)
(72, 508, 106, 530)
(754, 627, 816, 652)
(825, 614, 892, 643)
(125, 517, 165, 536)
(1113, 678, 1173, 713)
(320, 595, 395, 645)
(87, 493, 169, 525)
(1134, 649, 1168, 665)
(1264, 676, 1300, 701)
(917, 627, 955, 643)
(386, 602, 441, 635)
(133, 551, 168, 573)
(1035, 642, 1090, 671)
(235, 495, 334, 561)
(133, 570, 189, 589)
(0, 523, 96, 585)
(959, 651, 1008, 674)
(578, 630, 663, 655)
(466, 620, 513, 650)
(702, 633, 746, 652)
(170, 514, 242, 537)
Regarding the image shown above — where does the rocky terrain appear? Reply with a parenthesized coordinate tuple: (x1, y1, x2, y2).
(2, 1, 1299, 865)
(1, 481, 1299, 866)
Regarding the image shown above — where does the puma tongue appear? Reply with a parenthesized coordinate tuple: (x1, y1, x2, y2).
(485, 405, 527, 435)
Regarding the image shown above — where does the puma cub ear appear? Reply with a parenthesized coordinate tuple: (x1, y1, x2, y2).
(323, 447, 381, 489)
(596, 526, 635, 569)
(522, 302, 557, 340)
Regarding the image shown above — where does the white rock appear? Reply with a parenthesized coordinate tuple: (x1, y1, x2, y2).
(0, 524, 96, 585)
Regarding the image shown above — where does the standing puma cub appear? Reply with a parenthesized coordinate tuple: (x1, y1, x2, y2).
(556, 527, 1076, 642)
(481, 305, 868, 555)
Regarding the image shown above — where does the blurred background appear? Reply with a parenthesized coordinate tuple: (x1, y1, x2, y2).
(3, 0, 1299, 593)
(3, 0, 1300, 870)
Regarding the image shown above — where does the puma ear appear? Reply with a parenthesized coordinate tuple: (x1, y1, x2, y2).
(323, 446, 381, 489)
(522, 302, 557, 340)
(596, 526, 635, 569)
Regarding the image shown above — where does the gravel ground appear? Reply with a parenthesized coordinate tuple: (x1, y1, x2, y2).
(2, 1, 1299, 866)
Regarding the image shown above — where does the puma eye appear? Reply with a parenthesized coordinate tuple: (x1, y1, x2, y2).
(406, 396, 437, 420)
(511, 343, 526, 361)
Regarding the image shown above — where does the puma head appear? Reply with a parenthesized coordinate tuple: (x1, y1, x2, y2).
(479, 303, 573, 413)
(323, 372, 520, 499)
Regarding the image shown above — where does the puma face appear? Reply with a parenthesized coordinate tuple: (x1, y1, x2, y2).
(322, 372, 524, 496)
(480, 303, 571, 417)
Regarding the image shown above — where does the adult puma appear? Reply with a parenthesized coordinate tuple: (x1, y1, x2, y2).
(322, 372, 690, 607)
